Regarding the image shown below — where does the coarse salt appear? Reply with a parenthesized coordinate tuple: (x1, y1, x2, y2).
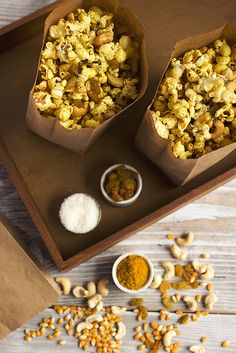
(59, 193, 101, 234)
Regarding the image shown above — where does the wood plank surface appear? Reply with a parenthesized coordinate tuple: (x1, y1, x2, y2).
(0, 158, 236, 352)
(1, 0, 236, 270)
(1, 310, 236, 352)
(0, 0, 236, 352)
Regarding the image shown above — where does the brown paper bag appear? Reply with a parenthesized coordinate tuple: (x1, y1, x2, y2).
(135, 24, 236, 185)
(26, 0, 148, 154)
(0, 213, 60, 341)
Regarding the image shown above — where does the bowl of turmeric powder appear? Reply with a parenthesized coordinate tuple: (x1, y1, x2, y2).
(112, 252, 154, 293)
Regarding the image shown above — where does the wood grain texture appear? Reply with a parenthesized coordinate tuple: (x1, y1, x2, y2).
(0, 0, 55, 27)
(0, 158, 236, 352)
(1, 310, 236, 352)
(0, 0, 236, 271)
(0, 0, 236, 351)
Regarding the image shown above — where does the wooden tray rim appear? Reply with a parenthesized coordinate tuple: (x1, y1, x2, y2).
(0, 2, 236, 271)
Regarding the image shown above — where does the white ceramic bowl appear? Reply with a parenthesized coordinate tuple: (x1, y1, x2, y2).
(100, 164, 142, 207)
(112, 252, 154, 293)
(59, 193, 102, 234)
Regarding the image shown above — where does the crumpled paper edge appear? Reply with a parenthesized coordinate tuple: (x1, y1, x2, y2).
(26, 0, 148, 154)
(135, 24, 236, 185)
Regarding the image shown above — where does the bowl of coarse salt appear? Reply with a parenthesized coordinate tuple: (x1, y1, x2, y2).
(59, 193, 101, 234)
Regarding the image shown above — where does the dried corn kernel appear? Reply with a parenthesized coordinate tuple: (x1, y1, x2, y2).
(58, 340, 66, 345)
(221, 340, 229, 348)
(166, 233, 175, 239)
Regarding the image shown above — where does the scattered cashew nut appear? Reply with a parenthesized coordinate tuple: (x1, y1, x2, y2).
(162, 261, 175, 280)
(189, 345, 206, 353)
(210, 120, 224, 139)
(86, 313, 103, 323)
(87, 281, 96, 297)
(171, 243, 188, 260)
(163, 330, 176, 347)
(107, 72, 124, 88)
(149, 274, 162, 289)
(87, 294, 102, 309)
(96, 301, 104, 311)
(183, 296, 198, 312)
(72, 103, 88, 117)
(200, 264, 214, 280)
(72, 286, 89, 298)
(192, 260, 207, 274)
(111, 306, 127, 315)
(76, 322, 93, 332)
(176, 232, 194, 247)
(97, 279, 109, 296)
(204, 293, 218, 310)
(115, 322, 126, 340)
(94, 31, 114, 47)
(55, 277, 71, 295)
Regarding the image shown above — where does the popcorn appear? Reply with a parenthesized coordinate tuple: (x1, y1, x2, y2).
(172, 141, 191, 159)
(151, 38, 236, 159)
(34, 6, 140, 130)
(33, 91, 53, 111)
(55, 105, 73, 121)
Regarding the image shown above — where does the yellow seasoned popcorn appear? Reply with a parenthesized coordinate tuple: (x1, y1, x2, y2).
(33, 6, 140, 129)
(151, 38, 236, 159)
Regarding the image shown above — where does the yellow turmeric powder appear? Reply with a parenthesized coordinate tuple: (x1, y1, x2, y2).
(117, 255, 150, 290)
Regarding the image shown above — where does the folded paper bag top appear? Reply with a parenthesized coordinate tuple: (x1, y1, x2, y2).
(26, 0, 148, 155)
(0, 213, 60, 341)
(134, 24, 236, 186)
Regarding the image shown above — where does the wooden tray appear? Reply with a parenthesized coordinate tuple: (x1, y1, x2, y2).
(0, 0, 235, 271)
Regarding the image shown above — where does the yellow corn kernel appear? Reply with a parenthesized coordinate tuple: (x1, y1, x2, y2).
(221, 340, 229, 348)
(58, 340, 66, 345)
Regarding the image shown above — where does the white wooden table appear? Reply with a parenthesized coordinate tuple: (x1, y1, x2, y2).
(0, 1, 236, 352)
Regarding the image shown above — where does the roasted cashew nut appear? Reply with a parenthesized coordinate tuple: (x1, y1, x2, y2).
(200, 264, 214, 280)
(87, 294, 102, 309)
(171, 243, 188, 260)
(189, 345, 206, 353)
(76, 322, 93, 332)
(162, 261, 175, 280)
(115, 322, 126, 340)
(96, 301, 104, 311)
(94, 31, 114, 47)
(204, 293, 218, 310)
(86, 314, 103, 323)
(210, 120, 224, 139)
(149, 274, 162, 289)
(107, 72, 124, 88)
(55, 277, 71, 295)
(176, 232, 194, 247)
(192, 260, 207, 274)
(111, 306, 127, 315)
(72, 286, 89, 298)
(97, 279, 109, 296)
(87, 281, 96, 297)
(72, 103, 88, 117)
(183, 296, 198, 312)
(163, 330, 176, 347)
